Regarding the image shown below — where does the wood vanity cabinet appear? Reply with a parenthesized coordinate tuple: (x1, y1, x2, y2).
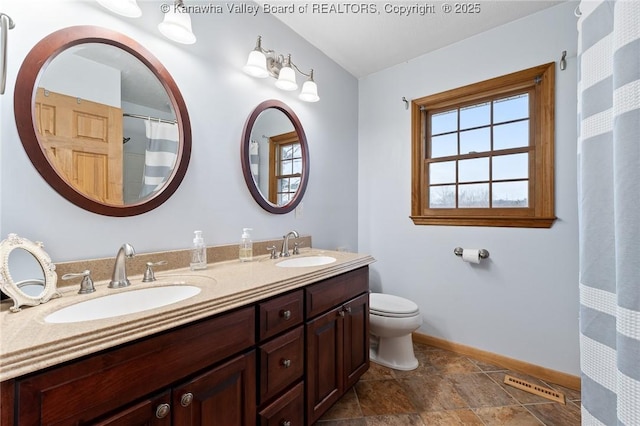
(3, 266, 370, 426)
(12, 307, 256, 425)
(305, 267, 370, 425)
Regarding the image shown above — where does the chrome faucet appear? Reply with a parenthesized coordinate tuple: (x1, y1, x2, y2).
(109, 243, 135, 288)
(280, 230, 299, 257)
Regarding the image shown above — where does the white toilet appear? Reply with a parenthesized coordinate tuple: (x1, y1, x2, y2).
(369, 293, 422, 371)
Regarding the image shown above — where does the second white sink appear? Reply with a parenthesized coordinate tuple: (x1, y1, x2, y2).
(44, 285, 201, 324)
(276, 256, 337, 268)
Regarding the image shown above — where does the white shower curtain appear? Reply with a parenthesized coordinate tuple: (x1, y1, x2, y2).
(577, 1, 640, 424)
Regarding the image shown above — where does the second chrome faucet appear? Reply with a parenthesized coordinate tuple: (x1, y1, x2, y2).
(109, 243, 135, 288)
(280, 230, 299, 257)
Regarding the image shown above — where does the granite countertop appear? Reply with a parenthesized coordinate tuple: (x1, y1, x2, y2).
(0, 248, 375, 382)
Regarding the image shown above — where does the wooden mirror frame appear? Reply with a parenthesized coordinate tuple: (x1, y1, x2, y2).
(14, 26, 191, 216)
(240, 100, 309, 214)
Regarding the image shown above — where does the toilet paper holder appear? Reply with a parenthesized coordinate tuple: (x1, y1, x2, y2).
(454, 247, 490, 259)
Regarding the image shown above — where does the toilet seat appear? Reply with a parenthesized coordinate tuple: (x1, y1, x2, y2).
(370, 293, 419, 318)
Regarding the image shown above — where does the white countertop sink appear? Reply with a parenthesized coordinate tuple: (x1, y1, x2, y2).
(276, 256, 337, 268)
(44, 285, 201, 324)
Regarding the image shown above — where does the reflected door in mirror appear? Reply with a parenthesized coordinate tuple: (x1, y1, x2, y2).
(35, 88, 123, 204)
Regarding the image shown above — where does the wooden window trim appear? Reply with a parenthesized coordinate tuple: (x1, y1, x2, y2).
(410, 63, 556, 228)
(268, 131, 300, 204)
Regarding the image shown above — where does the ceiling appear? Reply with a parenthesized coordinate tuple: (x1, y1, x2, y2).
(267, 1, 565, 78)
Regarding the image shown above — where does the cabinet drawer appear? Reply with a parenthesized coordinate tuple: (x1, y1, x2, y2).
(259, 326, 304, 404)
(258, 289, 303, 341)
(259, 381, 304, 426)
(306, 267, 369, 318)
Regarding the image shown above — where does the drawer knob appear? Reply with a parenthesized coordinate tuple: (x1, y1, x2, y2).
(181, 392, 194, 407)
(280, 309, 292, 320)
(281, 359, 292, 368)
(155, 403, 171, 419)
(281, 421, 291, 426)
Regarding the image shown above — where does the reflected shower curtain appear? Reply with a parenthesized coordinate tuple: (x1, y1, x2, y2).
(577, 1, 640, 424)
(140, 120, 179, 198)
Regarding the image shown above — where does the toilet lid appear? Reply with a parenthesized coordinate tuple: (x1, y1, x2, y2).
(369, 293, 419, 317)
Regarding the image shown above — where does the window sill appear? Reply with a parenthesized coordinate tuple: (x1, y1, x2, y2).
(409, 215, 557, 228)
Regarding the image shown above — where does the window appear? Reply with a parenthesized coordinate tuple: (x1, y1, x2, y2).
(269, 131, 302, 205)
(411, 63, 556, 228)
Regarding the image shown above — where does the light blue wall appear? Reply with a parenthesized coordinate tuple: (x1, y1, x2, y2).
(0, 1, 359, 261)
(358, 2, 580, 375)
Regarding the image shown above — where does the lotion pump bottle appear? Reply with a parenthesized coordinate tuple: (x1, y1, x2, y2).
(190, 230, 207, 270)
(239, 228, 253, 262)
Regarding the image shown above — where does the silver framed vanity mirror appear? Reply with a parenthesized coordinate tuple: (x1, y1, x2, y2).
(241, 100, 309, 214)
(14, 26, 191, 216)
(0, 234, 60, 312)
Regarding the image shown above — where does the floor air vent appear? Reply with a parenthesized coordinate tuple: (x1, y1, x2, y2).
(503, 374, 566, 404)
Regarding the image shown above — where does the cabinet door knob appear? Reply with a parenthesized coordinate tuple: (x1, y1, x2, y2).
(281, 359, 292, 368)
(280, 309, 292, 320)
(338, 310, 345, 317)
(180, 392, 194, 407)
(155, 403, 171, 419)
(281, 421, 292, 426)
(343, 306, 352, 314)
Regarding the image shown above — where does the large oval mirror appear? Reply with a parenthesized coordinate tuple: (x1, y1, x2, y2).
(241, 100, 309, 214)
(14, 26, 191, 216)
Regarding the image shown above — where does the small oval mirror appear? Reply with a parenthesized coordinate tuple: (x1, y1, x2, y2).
(0, 234, 60, 312)
(241, 100, 309, 214)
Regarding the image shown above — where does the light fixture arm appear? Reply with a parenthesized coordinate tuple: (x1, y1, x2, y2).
(253, 36, 313, 80)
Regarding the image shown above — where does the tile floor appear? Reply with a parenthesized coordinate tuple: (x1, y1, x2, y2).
(316, 342, 581, 425)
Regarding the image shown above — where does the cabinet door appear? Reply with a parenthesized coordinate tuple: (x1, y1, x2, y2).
(305, 306, 343, 425)
(91, 391, 172, 426)
(172, 351, 256, 426)
(343, 293, 370, 389)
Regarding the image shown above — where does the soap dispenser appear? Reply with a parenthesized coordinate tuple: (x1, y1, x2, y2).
(190, 230, 207, 270)
(239, 228, 253, 262)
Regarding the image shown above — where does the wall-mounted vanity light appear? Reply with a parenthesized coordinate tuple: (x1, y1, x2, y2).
(243, 36, 320, 103)
(95, 0, 196, 45)
(158, 0, 197, 45)
(95, 0, 142, 18)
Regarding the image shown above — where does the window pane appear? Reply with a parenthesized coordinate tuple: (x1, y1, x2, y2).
(459, 158, 489, 183)
(429, 185, 456, 208)
(493, 120, 529, 150)
(458, 183, 489, 207)
(494, 94, 529, 123)
(429, 161, 456, 184)
(293, 158, 302, 174)
(281, 160, 293, 175)
(292, 143, 301, 157)
(492, 181, 528, 207)
(493, 153, 529, 180)
(431, 133, 457, 158)
(290, 177, 300, 191)
(460, 102, 490, 130)
(281, 146, 294, 160)
(431, 110, 457, 135)
(278, 192, 291, 205)
(460, 128, 490, 154)
(278, 178, 290, 192)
